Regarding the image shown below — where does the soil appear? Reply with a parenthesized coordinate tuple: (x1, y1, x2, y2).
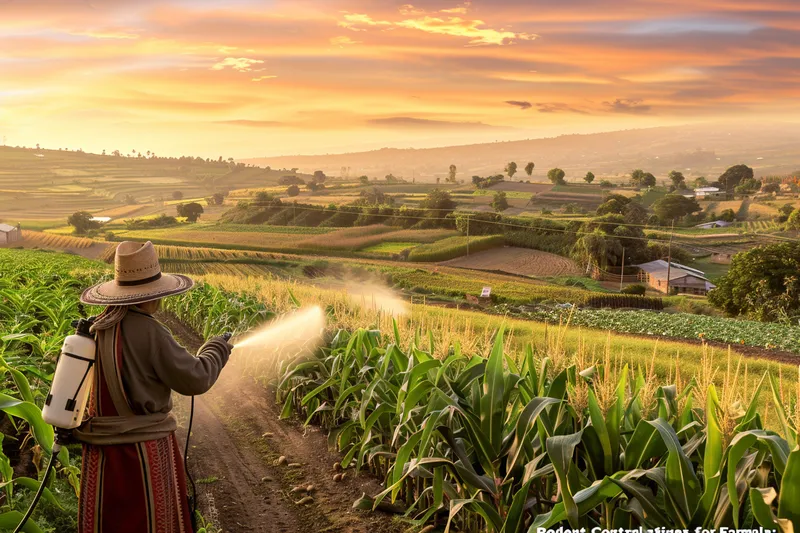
(158, 313, 402, 533)
(442, 246, 582, 277)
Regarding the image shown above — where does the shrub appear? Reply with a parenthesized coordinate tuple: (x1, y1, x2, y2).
(621, 283, 647, 295)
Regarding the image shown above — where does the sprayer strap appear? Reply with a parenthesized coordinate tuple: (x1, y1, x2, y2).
(62, 352, 95, 364)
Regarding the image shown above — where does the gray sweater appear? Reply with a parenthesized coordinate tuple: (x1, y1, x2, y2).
(115, 309, 232, 415)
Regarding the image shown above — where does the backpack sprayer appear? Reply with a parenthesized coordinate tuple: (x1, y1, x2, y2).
(14, 317, 97, 533)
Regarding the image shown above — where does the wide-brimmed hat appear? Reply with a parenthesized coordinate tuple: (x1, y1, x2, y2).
(81, 241, 194, 306)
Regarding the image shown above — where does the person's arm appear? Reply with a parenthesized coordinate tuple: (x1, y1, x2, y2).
(150, 325, 233, 396)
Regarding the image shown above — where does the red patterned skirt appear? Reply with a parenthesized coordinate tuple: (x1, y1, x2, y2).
(78, 433, 193, 533)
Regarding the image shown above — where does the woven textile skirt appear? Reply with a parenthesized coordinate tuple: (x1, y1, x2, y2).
(78, 433, 193, 533)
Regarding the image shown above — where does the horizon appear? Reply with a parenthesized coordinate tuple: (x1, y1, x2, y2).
(3, 1, 800, 158)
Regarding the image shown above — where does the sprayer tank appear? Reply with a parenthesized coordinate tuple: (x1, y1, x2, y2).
(42, 332, 96, 429)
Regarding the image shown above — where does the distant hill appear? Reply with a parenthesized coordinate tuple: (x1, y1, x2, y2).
(241, 122, 800, 183)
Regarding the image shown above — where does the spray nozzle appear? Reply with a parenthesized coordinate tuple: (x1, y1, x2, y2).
(222, 332, 233, 342)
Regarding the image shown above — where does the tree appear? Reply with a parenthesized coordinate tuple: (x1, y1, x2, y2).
(708, 242, 800, 322)
(599, 180, 614, 188)
(718, 164, 754, 192)
(524, 162, 535, 176)
(287, 185, 300, 197)
(67, 211, 101, 234)
(584, 171, 595, 184)
(668, 170, 686, 189)
(735, 177, 761, 195)
(641, 172, 657, 188)
(359, 175, 369, 185)
(718, 209, 737, 222)
(448, 164, 457, 183)
(123, 194, 137, 205)
(762, 183, 781, 194)
(491, 191, 509, 212)
(779, 203, 795, 217)
(596, 198, 628, 216)
(176, 202, 204, 222)
(623, 201, 648, 225)
(652, 194, 701, 221)
(786, 209, 800, 231)
(547, 168, 566, 185)
(172, 191, 184, 201)
(212, 192, 225, 205)
(505, 162, 518, 179)
(630, 169, 645, 186)
(420, 189, 456, 214)
(694, 176, 709, 188)
(313, 170, 327, 184)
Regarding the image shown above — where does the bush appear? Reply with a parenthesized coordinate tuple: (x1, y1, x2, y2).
(621, 283, 647, 295)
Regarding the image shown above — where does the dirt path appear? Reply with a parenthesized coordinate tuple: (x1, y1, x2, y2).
(160, 314, 401, 533)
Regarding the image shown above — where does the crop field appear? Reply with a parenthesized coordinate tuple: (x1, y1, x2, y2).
(5, 246, 800, 532)
(92, 203, 153, 219)
(549, 183, 603, 195)
(501, 304, 800, 353)
(19, 230, 96, 249)
(747, 201, 779, 218)
(489, 181, 552, 194)
(360, 242, 418, 255)
(443, 246, 582, 277)
(407, 235, 503, 262)
(743, 220, 780, 232)
(530, 190, 605, 209)
(300, 226, 457, 251)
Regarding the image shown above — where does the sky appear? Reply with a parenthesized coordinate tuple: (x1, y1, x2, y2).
(1, 0, 799, 158)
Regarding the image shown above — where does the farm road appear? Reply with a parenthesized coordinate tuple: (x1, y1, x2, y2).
(161, 314, 400, 533)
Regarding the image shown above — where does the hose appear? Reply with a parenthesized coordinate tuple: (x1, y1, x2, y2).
(14, 443, 62, 533)
(185, 395, 198, 530)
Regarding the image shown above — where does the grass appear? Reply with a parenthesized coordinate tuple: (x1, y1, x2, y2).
(639, 187, 667, 207)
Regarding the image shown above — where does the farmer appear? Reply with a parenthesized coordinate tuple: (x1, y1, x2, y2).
(75, 241, 232, 533)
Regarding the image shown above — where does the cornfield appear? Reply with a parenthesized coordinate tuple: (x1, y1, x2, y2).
(22, 230, 95, 249)
(408, 235, 504, 262)
(277, 326, 800, 532)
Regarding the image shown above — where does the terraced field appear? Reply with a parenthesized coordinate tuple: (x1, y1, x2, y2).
(443, 246, 583, 277)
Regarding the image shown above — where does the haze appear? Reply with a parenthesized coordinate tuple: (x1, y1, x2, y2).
(2, 0, 799, 158)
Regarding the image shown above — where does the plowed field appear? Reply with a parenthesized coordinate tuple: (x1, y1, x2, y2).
(442, 246, 582, 277)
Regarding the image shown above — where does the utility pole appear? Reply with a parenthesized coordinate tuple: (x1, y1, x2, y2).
(619, 248, 625, 292)
(665, 219, 674, 295)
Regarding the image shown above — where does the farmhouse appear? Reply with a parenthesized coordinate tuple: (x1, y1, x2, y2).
(636, 259, 716, 296)
(694, 220, 732, 229)
(0, 223, 22, 245)
(694, 187, 726, 200)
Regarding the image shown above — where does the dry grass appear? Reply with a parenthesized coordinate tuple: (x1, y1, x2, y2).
(19, 230, 95, 249)
(94, 203, 152, 218)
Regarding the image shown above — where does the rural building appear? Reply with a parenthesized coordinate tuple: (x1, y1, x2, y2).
(694, 187, 726, 200)
(0, 223, 22, 244)
(636, 259, 716, 296)
(694, 220, 732, 229)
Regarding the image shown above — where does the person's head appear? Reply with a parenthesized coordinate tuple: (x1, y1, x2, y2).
(81, 241, 193, 331)
(138, 299, 162, 314)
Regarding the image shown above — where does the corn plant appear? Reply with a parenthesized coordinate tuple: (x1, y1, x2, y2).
(277, 323, 800, 532)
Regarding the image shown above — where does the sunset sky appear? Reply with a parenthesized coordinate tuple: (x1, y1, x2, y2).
(1, 0, 799, 158)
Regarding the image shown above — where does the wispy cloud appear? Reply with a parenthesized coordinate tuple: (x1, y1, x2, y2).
(210, 57, 264, 72)
(505, 100, 532, 109)
(338, 5, 535, 46)
(251, 75, 277, 82)
(367, 116, 497, 129)
(536, 102, 590, 114)
(603, 98, 652, 114)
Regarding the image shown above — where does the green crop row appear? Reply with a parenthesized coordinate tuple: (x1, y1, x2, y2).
(496, 304, 800, 354)
(277, 325, 800, 532)
(408, 235, 504, 262)
(0, 249, 108, 532)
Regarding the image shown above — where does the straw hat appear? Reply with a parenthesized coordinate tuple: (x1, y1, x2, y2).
(81, 241, 194, 306)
